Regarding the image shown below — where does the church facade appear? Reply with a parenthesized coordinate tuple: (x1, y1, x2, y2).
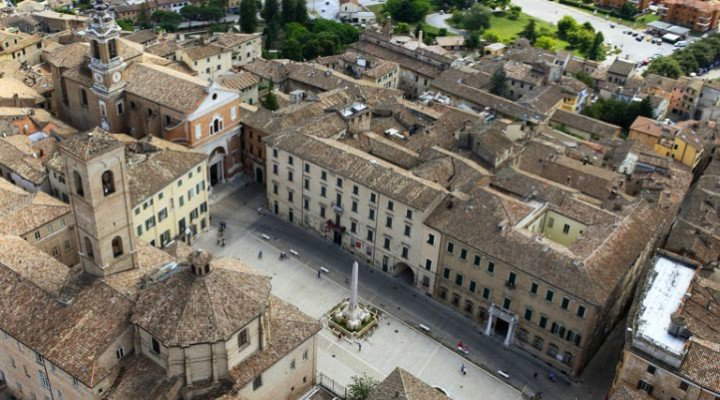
(47, 1, 244, 186)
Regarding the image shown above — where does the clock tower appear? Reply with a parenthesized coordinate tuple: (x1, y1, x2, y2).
(86, 0, 126, 132)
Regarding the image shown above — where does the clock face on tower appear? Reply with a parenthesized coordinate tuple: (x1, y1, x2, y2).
(112, 72, 122, 83)
(93, 72, 103, 83)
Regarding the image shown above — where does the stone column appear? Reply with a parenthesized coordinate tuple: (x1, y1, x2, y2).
(504, 316, 517, 347)
(484, 305, 494, 336)
(349, 260, 359, 320)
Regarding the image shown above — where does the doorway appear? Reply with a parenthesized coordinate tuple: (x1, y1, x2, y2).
(255, 167, 263, 183)
(210, 163, 220, 186)
(494, 319, 509, 337)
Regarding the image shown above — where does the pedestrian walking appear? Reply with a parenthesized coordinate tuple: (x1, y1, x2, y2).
(357, 342, 362, 352)
(533, 372, 538, 379)
(317, 269, 322, 279)
(258, 250, 263, 259)
(460, 364, 466, 375)
(221, 238, 226, 247)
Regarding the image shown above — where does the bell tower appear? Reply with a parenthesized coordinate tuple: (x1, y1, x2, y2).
(60, 127, 136, 276)
(86, 0, 126, 132)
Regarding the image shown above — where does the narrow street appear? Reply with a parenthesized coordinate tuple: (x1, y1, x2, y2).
(199, 183, 625, 400)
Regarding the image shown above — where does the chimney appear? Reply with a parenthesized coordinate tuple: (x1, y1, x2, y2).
(188, 249, 213, 276)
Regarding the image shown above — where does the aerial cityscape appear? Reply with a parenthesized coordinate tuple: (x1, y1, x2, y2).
(0, 0, 718, 398)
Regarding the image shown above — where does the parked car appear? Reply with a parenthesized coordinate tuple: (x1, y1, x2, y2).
(610, 23, 615, 28)
(636, 36, 643, 41)
(675, 40, 689, 47)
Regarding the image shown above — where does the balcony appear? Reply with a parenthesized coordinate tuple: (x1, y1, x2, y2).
(332, 202, 344, 214)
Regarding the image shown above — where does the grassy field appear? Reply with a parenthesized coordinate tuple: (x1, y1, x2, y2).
(485, 13, 555, 42)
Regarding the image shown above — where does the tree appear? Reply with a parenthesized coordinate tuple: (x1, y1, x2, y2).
(582, 97, 654, 130)
(394, 22, 410, 34)
(556, 15, 577, 40)
(459, 4, 491, 31)
(347, 374, 379, 400)
(520, 19, 537, 44)
(263, 21, 280, 49)
(261, 0, 278, 21)
(482, 31, 499, 43)
(535, 35, 559, 50)
(239, 0, 257, 33)
(467, 30, 482, 48)
(507, 5, 521, 19)
(490, 67, 508, 98)
(262, 91, 279, 110)
(646, 56, 683, 79)
(587, 31, 604, 61)
(384, 0, 431, 23)
(151, 10, 183, 31)
(574, 71, 594, 88)
(617, 2, 637, 19)
(281, 37, 303, 60)
(281, 0, 295, 23)
(117, 19, 135, 31)
(294, 0, 308, 24)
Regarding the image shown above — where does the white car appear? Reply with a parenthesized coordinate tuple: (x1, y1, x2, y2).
(675, 40, 689, 47)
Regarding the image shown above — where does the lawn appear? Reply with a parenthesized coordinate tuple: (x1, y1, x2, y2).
(485, 12, 556, 42)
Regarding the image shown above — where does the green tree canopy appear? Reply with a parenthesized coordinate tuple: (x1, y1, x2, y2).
(458, 3, 491, 31)
(582, 97, 654, 130)
(262, 91, 279, 110)
(587, 31, 605, 61)
(239, 0, 258, 32)
(261, 0, 278, 21)
(556, 15, 577, 40)
(281, 0, 295, 23)
(384, 0, 431, 23)
(520, 19, 537, 44)
(490, 67, 509, 98)
(151, 10, 183, 31)
(646, 56, 683, 79)
(348, 374, 379, 400)
(294, 0, 308, 24)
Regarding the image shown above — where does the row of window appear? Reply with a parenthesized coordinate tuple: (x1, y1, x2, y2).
(271, 151, 413, 219)
(442, 257, 587, 319)
(134, 179, 206, 216)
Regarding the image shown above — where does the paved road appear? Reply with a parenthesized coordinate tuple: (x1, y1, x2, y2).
(511, 0, 679, 62)
(425, 13, 463, 35)
(200, 183, 625, 400)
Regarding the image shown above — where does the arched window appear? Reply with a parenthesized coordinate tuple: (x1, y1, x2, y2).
(102, 170, 115, 196)
(108, 39, 117, 59)
(74, 171, 84, 197)
(84, 237, 94, 260)
(211, 117, 223, 134)
(112, 236, 123, 258)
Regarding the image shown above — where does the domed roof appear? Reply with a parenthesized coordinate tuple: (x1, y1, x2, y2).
(131, 258, 271, 346)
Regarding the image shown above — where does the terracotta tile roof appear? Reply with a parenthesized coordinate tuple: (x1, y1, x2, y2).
(0, 177, 70, 237)
(126, 147, 207, 207)
(226, 296, 321, 391)
(0, 235, 69, 294)
(608, 59, 636, 77)
(0, 135, 46, 184)
(180, 44, 226, 61)
(630, 116, 678, 138)
(210, 32, 261, 49)
(430, 69, 544, 122)
(123, 29, 157, 45)
(427, 178, 670, 305)
(105, 355, 182, 400)
(241, 58, 288, 83)
(145, 40, 182, 58)
(550, 109, 621, 138)
(681, 338, 720, 392)
(124, 62, 209, 112)
(369, 367, 449, 400)
(217, 71, 260, 91)
(131, 259, 272, 346)
(103, 241, 176, 299)
(349, 40, 446, 79)
(0, 263, 133, 387)
(267, 133, 446, 211)
(59, 126, 123, 160)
